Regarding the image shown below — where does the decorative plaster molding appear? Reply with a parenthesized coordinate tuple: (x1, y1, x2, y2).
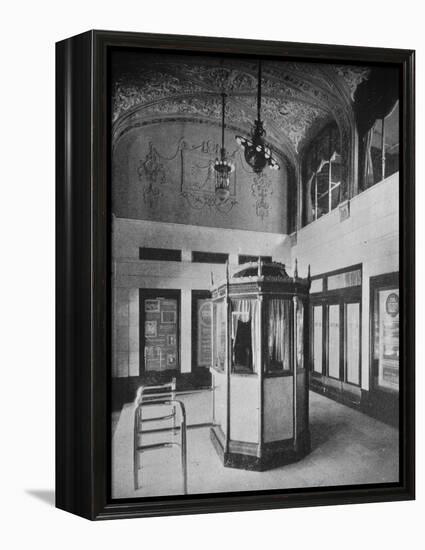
(112, 57, 369, 158)
(333, 66, 371, 100)
(251, 172, 273, 222)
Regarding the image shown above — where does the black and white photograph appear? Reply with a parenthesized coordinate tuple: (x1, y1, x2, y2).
(110, 49, 402, 499)
(1, 0, 422, 544)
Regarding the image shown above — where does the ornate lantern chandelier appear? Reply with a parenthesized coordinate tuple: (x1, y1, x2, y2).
(214, 92, 234, 202)
(236, 61, 280, 173)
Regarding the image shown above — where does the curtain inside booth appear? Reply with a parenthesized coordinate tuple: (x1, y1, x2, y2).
(231, 299, 259, 373)
(267, 299, 291, 372)
(296, 298, 304, 370)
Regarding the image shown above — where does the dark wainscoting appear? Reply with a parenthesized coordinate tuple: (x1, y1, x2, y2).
(310, 374, 362, 408)
(310, 374, 398, 428)
(361, 389, 399, 427)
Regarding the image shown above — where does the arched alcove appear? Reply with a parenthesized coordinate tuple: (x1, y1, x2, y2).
(113, 117, 292, 233)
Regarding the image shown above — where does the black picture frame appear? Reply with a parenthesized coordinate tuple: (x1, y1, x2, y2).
(56, 30, 415, 520)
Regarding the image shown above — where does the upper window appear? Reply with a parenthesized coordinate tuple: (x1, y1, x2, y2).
(302, 123, 342, 226)
(192, 251, 229, 264)
(361, 101, 399, 190)
(139, 247, 181, 261)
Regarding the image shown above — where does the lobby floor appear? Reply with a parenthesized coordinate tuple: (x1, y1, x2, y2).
(111, 390, 399, 499)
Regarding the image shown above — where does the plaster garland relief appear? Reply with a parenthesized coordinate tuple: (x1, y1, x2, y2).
(136, 136, 278, 220)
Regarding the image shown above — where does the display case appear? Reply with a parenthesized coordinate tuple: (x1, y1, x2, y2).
(210, 259, 311, 470)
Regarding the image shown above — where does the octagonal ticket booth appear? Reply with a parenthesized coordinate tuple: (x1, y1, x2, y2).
(210, 260, 311, 470)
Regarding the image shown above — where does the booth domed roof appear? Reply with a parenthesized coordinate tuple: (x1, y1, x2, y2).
(232, 261, 290, 280)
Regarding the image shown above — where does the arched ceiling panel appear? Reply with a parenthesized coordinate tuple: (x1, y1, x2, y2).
(112, 53, 370, 158)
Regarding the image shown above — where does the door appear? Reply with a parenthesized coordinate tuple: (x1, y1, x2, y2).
(310, 297, 361, 391)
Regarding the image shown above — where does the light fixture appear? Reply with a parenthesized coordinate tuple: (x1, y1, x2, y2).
(214, 92, 234, 202)
(236, 60, 280, 173)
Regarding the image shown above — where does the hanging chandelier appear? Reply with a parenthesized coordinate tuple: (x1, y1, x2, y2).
(235, 60, 280, 173)
(214, 92, 234, 202)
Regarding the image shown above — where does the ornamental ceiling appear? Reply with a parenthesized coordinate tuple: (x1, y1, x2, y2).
(112, 52, 370, 162)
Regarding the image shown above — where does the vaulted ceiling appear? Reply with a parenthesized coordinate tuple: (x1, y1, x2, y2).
(112, 52, 370, 164)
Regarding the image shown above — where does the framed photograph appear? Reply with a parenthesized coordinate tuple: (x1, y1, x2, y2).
(167, 334, 176, 346)
(56, 30, 415, 520)
(167, 353, 177, 367)
(144, 320, 157, 338)
(161, 310, 177, 324)
(144, 299, 160, 313)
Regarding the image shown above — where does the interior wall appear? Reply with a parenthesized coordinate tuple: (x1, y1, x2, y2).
(291, 172, 399, 391)
(112, 217, 292, 379)
(112, 119, 288, 233)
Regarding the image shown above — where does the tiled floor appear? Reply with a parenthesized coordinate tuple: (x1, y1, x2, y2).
(111, 390, 398, 499)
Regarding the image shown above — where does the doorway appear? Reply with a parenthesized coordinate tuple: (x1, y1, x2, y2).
(309, 264, 362, 405)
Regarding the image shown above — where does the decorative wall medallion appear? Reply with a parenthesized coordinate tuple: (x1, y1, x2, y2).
(251, 172, 273, 221)
(137, 142, 167, 207)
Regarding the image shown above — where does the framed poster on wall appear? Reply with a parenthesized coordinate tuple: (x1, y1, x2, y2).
(140, 291, 180, 373)
(369, 272, 400, 424)
(377, 289, 400, 391)
(56, 30, 415, 520)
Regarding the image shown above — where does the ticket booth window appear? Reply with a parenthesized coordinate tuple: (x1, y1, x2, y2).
(266, 299, 291, 372)
(231, 298, 259, 374)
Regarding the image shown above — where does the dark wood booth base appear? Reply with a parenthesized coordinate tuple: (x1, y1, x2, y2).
(210, 426, 311, 472)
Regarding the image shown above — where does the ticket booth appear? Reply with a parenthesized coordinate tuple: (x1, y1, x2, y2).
(210, 260, 311, 470)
